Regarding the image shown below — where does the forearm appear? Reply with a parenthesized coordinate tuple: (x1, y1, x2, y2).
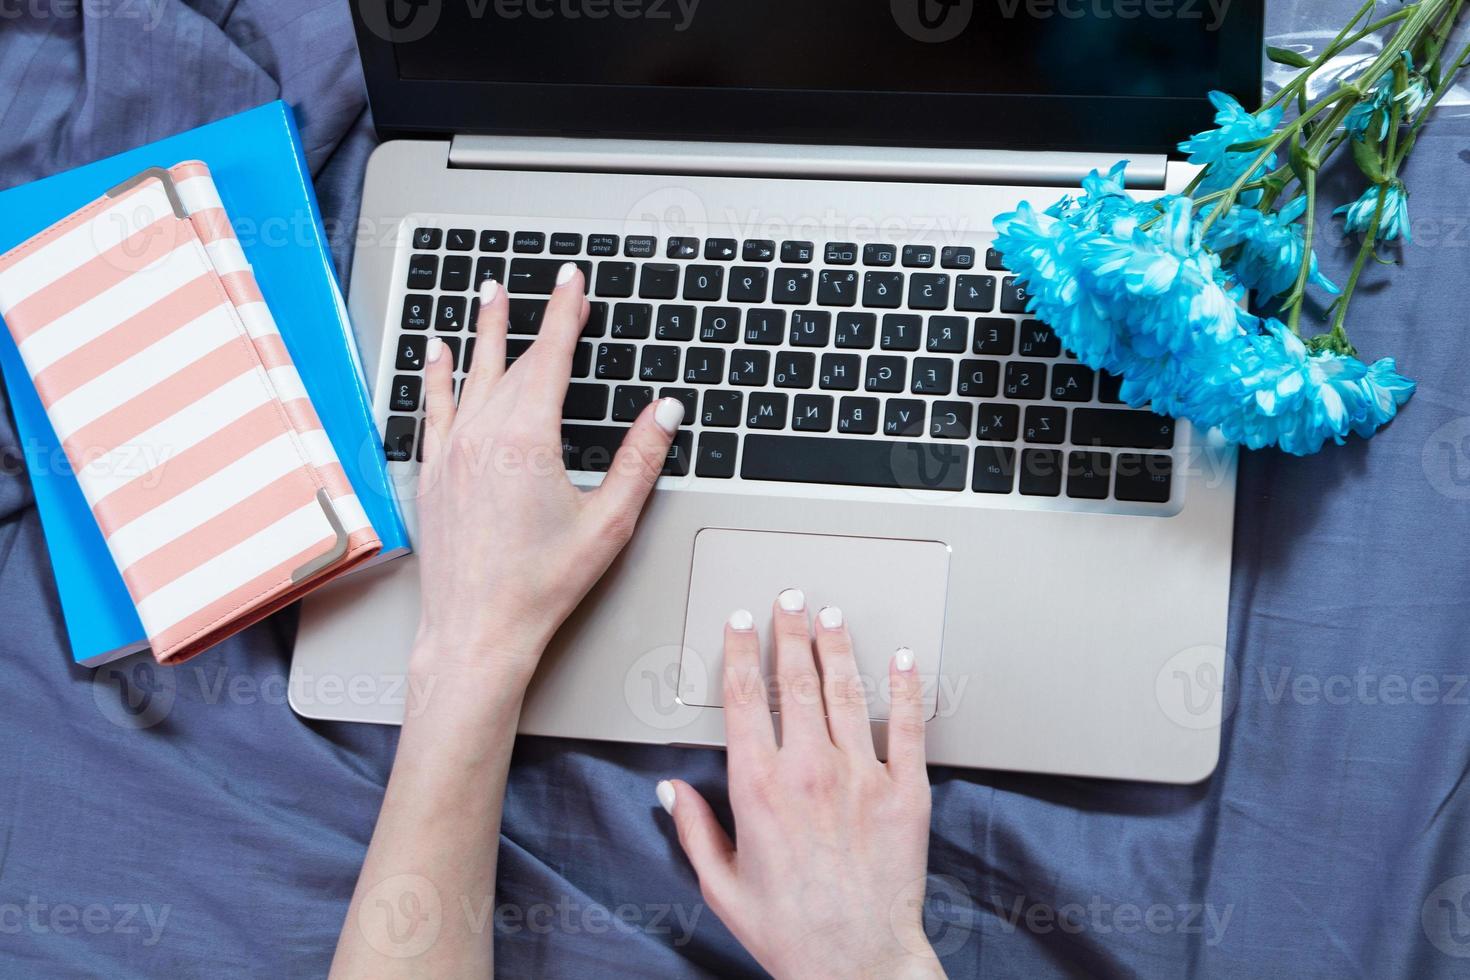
(330, 643, 534, 978)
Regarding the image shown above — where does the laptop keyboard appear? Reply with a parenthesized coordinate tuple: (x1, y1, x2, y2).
(381, 224, 1177, 506)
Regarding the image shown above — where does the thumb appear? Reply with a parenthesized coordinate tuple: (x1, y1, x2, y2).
(592, 397, 683, 529)
(657, 780, 736, 897)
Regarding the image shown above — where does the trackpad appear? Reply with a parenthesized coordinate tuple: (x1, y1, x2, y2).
(679, 529, 950, 721)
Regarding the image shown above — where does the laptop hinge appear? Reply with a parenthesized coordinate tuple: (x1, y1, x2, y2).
(448, 135, 1169, 189)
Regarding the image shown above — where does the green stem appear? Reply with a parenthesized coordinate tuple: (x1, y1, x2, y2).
(1326, 187, 1388, 347)
(1285, 167, 1317, 335)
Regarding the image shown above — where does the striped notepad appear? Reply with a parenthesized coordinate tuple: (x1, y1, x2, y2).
(0, 163, 380, 663)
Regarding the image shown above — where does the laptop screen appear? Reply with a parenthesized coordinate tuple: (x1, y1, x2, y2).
(355, 0, 1263, 153)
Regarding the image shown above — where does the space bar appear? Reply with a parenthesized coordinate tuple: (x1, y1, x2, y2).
(741, 435, 968, 491)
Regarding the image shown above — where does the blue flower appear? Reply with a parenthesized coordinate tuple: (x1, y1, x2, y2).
(1178, 91, 1284, 197)
(1335, 181, 1411, 242)
(1204, 198, 1339, 300)
(1346, 54, 1429, 140)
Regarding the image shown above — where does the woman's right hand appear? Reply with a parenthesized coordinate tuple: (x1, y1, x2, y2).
(657, 590, 945, 979)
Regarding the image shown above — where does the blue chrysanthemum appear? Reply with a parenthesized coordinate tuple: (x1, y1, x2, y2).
(1178, 91, 1284, 198)
(1204, 199, 1339, 300)
(1335, 181, 1412, 242)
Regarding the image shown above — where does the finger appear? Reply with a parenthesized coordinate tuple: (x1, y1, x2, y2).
(516, 262, 586, 415)
(420, 336, 456, 468)
(770, 590, 828, 749)
(591, 397, 682, 532)
(657, 780, 737, 899)
(460, 277, 507, 411)
(812, 606, 875, 757)
(885, 647, 930, 779)
(721, 609, 777, 773)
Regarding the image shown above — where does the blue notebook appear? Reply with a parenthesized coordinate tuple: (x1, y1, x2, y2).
(0, 100, 409, 666)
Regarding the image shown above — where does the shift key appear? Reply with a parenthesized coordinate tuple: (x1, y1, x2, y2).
(562, 424, 692, 476)
(1071, 409, 1175, 449)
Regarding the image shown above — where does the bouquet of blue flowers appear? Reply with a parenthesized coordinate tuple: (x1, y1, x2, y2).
(994, 0, 1469, 455)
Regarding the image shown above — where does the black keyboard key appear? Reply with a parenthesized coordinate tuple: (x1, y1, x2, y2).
(1018, 449, 1063, 496)
(930, 401, 972, 439)
(624, 236, 656, 258)
(480, 230, 509, 252)
(584, 302, 608, 338)
(588, 234, 620, 256)
(573, 342, 593, 377)
(509, 299, 547, 334)
(656, 305, 697, 341)
(683, 264, 725, 301)
(463, 338, 476, 371)
(728, 267, 769, 303)
(412, 228, 441, 250)
(985, 247, 1007, 271)
(1098, 371, 1125, 404)
(702, 390, 743, 427)
(612, 384, 654, 422)
(435, 296, 467, 331)
(439, 255, 472, 291)
(611, 303, 652, 339)
(596, 262, 637, 298)
(595, 343, 636, 380)
(864, 243, 898, 267)
(475, 257, 506, 288)
(1115, 453, 1174, 502)
(743, 239, 776, 262)
(835, 312, 877, 349)
(972, 446, 1016, 493)
(389, 375, 421, 412)
(911, 358, 953, 395)
(446, 228, 475, 251)
(1000, 276, 1031, 313)
(1052, 363, 1094, 401)
(908, 273, 950, 310)
(683, 347, 726, 384)
(564, 383, 610, 420)
(747, 392, 788, 430)
(817, 269, 858, 307)
(742, 435, 967, 492)
(774, 351, 816, 389)
(940, 246, 976, 270)
(402, 295, 432, 330)
(973, 317, 1015, 355)
(550, 233, 583, 255)
(880, 314, 922, 352)
(395, 335, 426, 371)
(864, 355, 906, 393)
(955, 275, 997, 312)
(506, 338, 533, 365)
(884, 399, 926, 437)
(744, 309, 786, 345)
(728, 349, 771, 386)
(1072, 409, 1175, 449)
(975, 403, 1019, 441)
(1004, 362, 1046, 400)
(513, 231, 545, 253)
(863, 272, 904, 309)
(406, 254, 438, 290)
(789, 310, 831, 347)
(819, 353, 861, 391)
(838, 396, 880, 434)
(781, 240, 815, 264)
(1018, 320, 1062, 358)
(772, 268, 814, 304)
(926, 316, 967, 353)
(696, 432, 739, 478)
(439, 337, 461, 370)
(700, 306, 741, 343)
(639, 264, 681, 299)
(956, 358, 999, 398)
(1067, 451, 1112, 500)
(902, 244, 936, 268)
(824, 242, 859, 265)
(639, 345, 681, 382)
(383, 416, 417, 462)
(562, 424, 692, 476)
(660, 387, 699, 422)
(509, 258, 591, 294)
(793, 394, 834, 431)
(1024, 405, 1067, 443)
(705, 238, 738, 261)
(667, 236, 700, 259)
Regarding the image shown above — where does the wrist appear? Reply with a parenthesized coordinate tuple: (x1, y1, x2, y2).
(409, 626, 547, 695)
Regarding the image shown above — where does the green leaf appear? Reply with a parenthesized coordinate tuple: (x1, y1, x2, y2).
(1225, 135, 1278, 153)
(1267, 46, 1312, 69)
(1351, 131, 1387, 182)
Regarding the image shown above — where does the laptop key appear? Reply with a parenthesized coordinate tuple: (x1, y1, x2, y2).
(1024, 405, 1067, 443)
(883, 400, 926, 437)
(509, 299, 546, 334)
(792, 394, 834, 431)
(562, 424, 692, 476)
(772, 268, 814, 304)
(744, 309, 786, 345)
(588, 234, 620, 256)
(475, 257, 506, 288)
(975, 403, 1020, 441)
(941, 246, 976, 270)
(774, 351, 816, 389)
(584, 302, 609, 338)
(594, 343, 636, 380)
(412, 228, 441, 250)
(406, 254, 438, 290)
(435, 296, 466, 331)
(402, 295, 432, 330)
(837, 396, 880, 434)
(743, 239, 776, 262)
(863, 272, 903, 309)
(509, 258, 590, 294)
(911, 358, 952, 395)
(902, 245, 936, 268)
(1018, 449, 1064, 496)
(480, 230, 509, 252)
(880, 314, 922, 352)
(696, 432, 739, 478)
(440, 256, 472, 291)
(563, 383, 610, 420)
(1000, 276, 1030, 313)
(790, 311, 831, 347)
(446, 229, 475, 251)
(683, 348, 725, 385)
(926, 316, 967, 353)
(955, 275, 997, 312)
(395, 335, 426, 371)
(639, 264, 680, 299)
(908, 273, 950, 311)
(699, 307, 741, 343)
(1052, 363, 1095, 401)
(389, 376, 421, 412)
(819, 353, 861, 390)
(956, 358, 999, 398)
(742, 434, 967, 491)
(985, 247, 1007, 271)
(705, 238, 738, 261)
(1066, 451, 1112, 500)
(596, 262, 636, 298)
(1019, 320, 1062, 358)
(864, 243, 898, 267)
(824, 242, 858, 265)
(639, 345, 681, 382)
(1004, 362, 1046, 400)
(656, 305, 697, 341)
(747, 392, 788, 430)
(667, 237, 700, 259)
(572, 342, 593, 377)
(513, 231, 545, 253)
(865, 356, 906, 393)
(612, 385, 654, 422)
(610, 303, 652, 339)
(683, 265, 724, 301)
(729, 350, 771, 386)
(383, 416, 417, 462)
(835, 312, 877, 349)
(624, 236, 656, 258)
(702, 390, 743, 427)
(930, 401, 972, 439)
(972, 446, 1016, 493)
(727, 267, 768, 303)
(781, 241, 815, 264)
(659, 387, 699, 422)
(1115, 453, 1173, 502)
(506, 338, 533, 366)
(817, 270, 858, 307)
(550, 233, 583, 255)
(1072, 409, 1175, 449)
(1098, 371, 1126, 404)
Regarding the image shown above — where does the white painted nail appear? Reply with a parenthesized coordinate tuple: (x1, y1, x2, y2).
(728, 609, 755, 631)
(818, 606, 843, 630)
(656, 780, 676, 815)
(654, 397, 684, 434)
(778, 588, 805, 613)
(426, 336, 445, 363)
(894, 646, 916, 673)
(556, 261, 578, 286)
(480, 277, 499, 302)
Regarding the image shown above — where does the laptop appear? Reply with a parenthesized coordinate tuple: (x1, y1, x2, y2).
(289, 0, 1261, 782)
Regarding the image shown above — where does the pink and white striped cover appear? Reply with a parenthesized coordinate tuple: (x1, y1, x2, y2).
(0, 162, 380, 663)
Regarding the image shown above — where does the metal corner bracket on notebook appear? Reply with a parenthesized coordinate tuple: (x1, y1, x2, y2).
(105, 167, 190, 220)
(292, 489, 350, 583)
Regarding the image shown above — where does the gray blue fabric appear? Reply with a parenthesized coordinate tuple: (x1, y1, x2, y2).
(3, 1, 1470, 976)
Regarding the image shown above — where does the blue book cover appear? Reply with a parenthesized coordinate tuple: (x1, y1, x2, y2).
(0, 100, 409, 666)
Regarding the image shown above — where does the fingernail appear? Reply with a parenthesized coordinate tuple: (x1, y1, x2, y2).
(656, 780, 676, 815)
(818, 606, 843, 630)
(654, 397, 684, 434)
(728, 609, 755, 631)
(777, 588, 805, 613)
(556, 262, 578, 286)
(426, 336, 444, 363)
(894, 646, 916, 673)
(480, 277, 499, 302)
